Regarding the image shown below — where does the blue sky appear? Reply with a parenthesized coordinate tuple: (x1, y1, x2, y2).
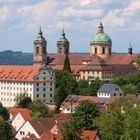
(0, 0, 140, 53)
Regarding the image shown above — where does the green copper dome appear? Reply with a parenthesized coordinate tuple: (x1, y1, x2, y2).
(58, 29, 69, 43)
(90, 22, 112, 45)
(34, 28, 46, 43)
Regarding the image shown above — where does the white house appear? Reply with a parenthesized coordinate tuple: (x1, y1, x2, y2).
(15, 118, 56, 140)
(0, 65, 55, 107)
(9, 108, 32, 131)
(97, 84, 124, 99)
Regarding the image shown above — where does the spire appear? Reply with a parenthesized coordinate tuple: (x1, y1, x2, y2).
(34, 27, 46, 43)
(128, 42, 133, 55)
(38, 27, 43, 36)
(98, 22, 104, 33)
(62, 28, 65, 37)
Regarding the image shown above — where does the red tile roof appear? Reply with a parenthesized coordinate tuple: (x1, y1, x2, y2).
(9, 108, 32, 120)
(48, 53, 139, 75)
(40, 131, 61, 140)
(81, 130, 98, 140)
(105, 54, 139, 64)
(21, 134, 39, 140)
(0, 65, 41, 82)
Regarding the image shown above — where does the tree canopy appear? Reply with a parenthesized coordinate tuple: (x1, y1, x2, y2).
(29, 100, 53, 118)
(15, 94, 32, 108)
(73, 100, 100, 130)
(63, 54, 71, 73)
(0, 103, 9, 120)
(0, 121, 12, 140)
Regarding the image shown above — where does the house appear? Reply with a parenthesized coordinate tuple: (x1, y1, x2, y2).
(60, 95, 111, 114)
(0, 65, 55, 107)
(81, 130, 100, 140)
(16, 114, 71, 140)
(9, 108, 32, 131)
(97, 84, 124, 100)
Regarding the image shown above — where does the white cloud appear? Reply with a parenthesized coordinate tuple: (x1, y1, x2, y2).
(17, 0, 56, 30)
(59, 7, 103, 18)
(0, 6, 12, 22)
(103, 10, 126, 27)
(122, 0, 140, 16)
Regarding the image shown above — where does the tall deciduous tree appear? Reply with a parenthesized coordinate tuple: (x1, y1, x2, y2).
(59, 121, 81, 140)
(73, 100, 100, 130)
(63, 54, 71, 73)
(0, 121, 12, 140)
(29, 100, 52, 118)
(0, 103, 9, 120)
(16, 94, 32, 108)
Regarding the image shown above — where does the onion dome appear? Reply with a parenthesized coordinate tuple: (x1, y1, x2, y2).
(57, 29, 69, 43)
(90, 22, 112, 45)
(34, 28, 46, 43)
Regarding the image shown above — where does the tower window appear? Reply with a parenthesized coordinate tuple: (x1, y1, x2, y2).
(95, 48, 97, 54)
(102, 47, 105, 54)
(36, 47, 39, 54)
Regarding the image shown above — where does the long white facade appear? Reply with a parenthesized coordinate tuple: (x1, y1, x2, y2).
(0, 65, 55, 107)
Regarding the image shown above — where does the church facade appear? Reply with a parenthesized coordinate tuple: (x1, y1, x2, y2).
(33, 22, 138, 81)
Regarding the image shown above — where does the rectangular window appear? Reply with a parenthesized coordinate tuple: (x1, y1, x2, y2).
(43, 88, 46, 91)
(43, 83, 46, 86)
(36, 94, 39, 98)
(36, 88, 39, 91)
(50, 88, 52, 91)
(43, 94, 45, 97)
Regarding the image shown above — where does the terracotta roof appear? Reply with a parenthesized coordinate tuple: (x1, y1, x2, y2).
(48, 53, 139, 75)
(81, 130, 98, 140)
(21, 134, 38, 140)
(28, 118, 56, 136)
(40, 131, 61, 140)
(9, 108, 32, 120)
(48, 54, 95, 65)
(105, 54, 139, 64)
(0, 65, 41, 82)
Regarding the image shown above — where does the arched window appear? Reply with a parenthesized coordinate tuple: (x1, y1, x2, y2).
(102, 47, 105, 54)
(95, 48, 97, 54)
(36, 47, 39, 54)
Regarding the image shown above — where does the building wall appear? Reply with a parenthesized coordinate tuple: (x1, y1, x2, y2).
(0, 81, 34, 107)
(34, 68, 55, 103)
(90, 45, 111, 58)
(0, 67, 55, 107)
(15, 121, 40, 140)
(12, 113, 25, 131)
(80, 71, 103, 80)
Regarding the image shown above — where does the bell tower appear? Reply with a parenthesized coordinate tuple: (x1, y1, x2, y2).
(33, 28, 47, 66)
(57, 29, 69, 55)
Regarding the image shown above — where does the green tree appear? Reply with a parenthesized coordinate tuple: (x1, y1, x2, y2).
(29, 100, 52, 118)
(53, 70, 78, 110)
(123, 104, 140, 140)
(53, 87, 67, 111)
(59, 121, 81, 140)
(134, 56, 140, 68)
(63, 54, 71, 73)
(16, 94, 32, 108)
(0, 121, 12, 140)
(0, 103, 9, 120)
(73, 100, 100, 130)
(77, 80, 90, 95)
(89, 78, 101, 96)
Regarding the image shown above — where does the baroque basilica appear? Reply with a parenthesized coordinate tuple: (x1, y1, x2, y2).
(33, 22, 139, 81)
